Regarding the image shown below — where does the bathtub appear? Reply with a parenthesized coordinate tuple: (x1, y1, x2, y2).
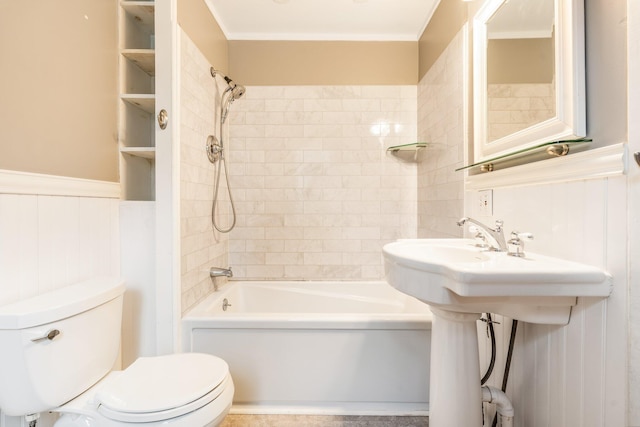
(181, 280, 432, 415)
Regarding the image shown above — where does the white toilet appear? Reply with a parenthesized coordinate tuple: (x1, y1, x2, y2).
(0, 277, 234, 427)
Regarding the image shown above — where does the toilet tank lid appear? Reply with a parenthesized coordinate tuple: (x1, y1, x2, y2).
(0, 277, 125, 329)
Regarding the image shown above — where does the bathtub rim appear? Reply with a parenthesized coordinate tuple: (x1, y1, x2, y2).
(182, 280, 433, 330)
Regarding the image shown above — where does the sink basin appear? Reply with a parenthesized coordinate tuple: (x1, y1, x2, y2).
(384, 238, 613, 427)
(383, 239, 612, 324)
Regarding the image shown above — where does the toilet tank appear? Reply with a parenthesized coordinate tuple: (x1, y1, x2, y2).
(0, 277, 125, 416)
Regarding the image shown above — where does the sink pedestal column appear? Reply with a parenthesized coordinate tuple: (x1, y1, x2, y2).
(429, 307, 483, 427)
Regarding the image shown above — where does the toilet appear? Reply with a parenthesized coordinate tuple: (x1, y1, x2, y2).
(0, 277, 234, 427)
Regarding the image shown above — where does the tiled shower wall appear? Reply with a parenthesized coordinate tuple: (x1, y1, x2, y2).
(180, 29, 229, 313)
(416, 27, 466, 238)
(228, 85, 418, 280)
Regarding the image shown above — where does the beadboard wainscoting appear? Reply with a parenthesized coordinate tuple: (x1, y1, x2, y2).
(467, 177, 627, 427)
(0, 171, 120, 427)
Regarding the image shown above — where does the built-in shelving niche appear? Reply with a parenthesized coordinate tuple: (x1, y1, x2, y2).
(119, 1, 156, 200)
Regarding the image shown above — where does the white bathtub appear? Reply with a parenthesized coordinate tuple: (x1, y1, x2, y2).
(182, 281, 432, 415)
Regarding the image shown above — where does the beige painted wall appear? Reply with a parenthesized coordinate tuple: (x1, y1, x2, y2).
(229, 41, 417, 85)
(178, 0, 229, 74)
(0, 1, 118, 182)
(488, 38, 554, 84)
(418, 0, 468, 81)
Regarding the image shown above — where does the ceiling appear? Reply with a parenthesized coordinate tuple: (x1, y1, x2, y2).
(204, 0, 441, 42)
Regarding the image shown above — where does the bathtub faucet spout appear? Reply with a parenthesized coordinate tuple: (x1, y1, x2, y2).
(210, 267, 233, 291)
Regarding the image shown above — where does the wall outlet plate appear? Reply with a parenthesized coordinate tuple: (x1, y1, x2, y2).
(478, 190, 493, 216)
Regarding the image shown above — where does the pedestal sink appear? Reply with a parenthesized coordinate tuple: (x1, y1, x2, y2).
(383, 238, 612, 427)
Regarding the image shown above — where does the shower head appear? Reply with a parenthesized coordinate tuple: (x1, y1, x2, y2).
(211, 67, 246, 123)
(211, 68, 245, 100)
(223, 76, 246, 101)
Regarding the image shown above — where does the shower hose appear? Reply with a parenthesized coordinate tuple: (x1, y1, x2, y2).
(211, 146, 236, 233)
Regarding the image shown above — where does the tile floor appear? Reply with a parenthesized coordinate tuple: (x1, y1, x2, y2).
(219, 415, 429, 426)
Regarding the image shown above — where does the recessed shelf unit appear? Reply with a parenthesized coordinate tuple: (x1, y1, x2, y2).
(119, 0, 156, 201)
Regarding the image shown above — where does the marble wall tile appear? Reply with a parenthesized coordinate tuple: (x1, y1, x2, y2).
(229, 85, 418, 280)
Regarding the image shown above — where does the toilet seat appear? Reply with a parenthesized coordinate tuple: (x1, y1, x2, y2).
(95, 353, 230, 423)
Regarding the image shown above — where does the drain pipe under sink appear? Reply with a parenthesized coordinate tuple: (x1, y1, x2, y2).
(482, 386, 514, 427)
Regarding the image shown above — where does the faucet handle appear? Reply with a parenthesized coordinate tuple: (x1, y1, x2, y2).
(469, 226, 490, 248)
(494, 220, 504, 231)
(507, 231, 534, 257)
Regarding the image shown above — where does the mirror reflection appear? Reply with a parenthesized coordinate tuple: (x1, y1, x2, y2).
(486, 0, 555, 143)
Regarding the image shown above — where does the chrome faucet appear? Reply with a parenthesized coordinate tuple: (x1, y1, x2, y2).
(209, 267, 233, 291)
(457, 217, 507, 252)
(210, 267, 233, 278)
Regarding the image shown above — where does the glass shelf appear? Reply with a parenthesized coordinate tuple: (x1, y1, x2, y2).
(386, 143, 430, 163)
(387, 142, 430, 152)
(456, 139, 592, 173)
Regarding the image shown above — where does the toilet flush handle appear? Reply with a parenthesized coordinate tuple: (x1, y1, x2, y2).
(31, 329, 60, 343)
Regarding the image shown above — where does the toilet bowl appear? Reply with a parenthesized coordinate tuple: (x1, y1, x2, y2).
(54, 353, 234, 427)
(0, 277, 233, 427)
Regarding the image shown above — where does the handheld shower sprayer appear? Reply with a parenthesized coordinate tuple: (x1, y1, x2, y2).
(207, 66, 247, 233)
(210, 67, 246, 124)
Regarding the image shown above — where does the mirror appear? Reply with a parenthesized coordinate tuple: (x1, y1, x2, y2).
(473, 0, 586, 162)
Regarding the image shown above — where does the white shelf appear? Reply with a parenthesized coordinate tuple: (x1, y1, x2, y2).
(122, 49, 155, 76)
(121, 94, 155, 114)
(120, 147, 156, 160)
(119, 0, 156, 201)
(120, 2, 155, 35)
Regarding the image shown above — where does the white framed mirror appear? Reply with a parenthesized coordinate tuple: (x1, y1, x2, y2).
(473, 0, 586, 162)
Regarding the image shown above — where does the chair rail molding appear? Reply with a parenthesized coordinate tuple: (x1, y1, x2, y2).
(0, 169, 120, 198)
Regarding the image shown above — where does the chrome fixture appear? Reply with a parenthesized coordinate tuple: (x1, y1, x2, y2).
(209, 267, 233, 292)
(457, 217, 507, 252)
(468, 225, 490, 249)
(157, 109, 168, 130)
(222, 298, 232, 311)
(507, 231, 534, 258)
(210, 267, 233, 278)
(31, 329, 61, 343)
(210, 67, 246, 124)
(206, 67, 246, 233)
(207, 67, 246, 234)
(206, 134, 223, 163)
